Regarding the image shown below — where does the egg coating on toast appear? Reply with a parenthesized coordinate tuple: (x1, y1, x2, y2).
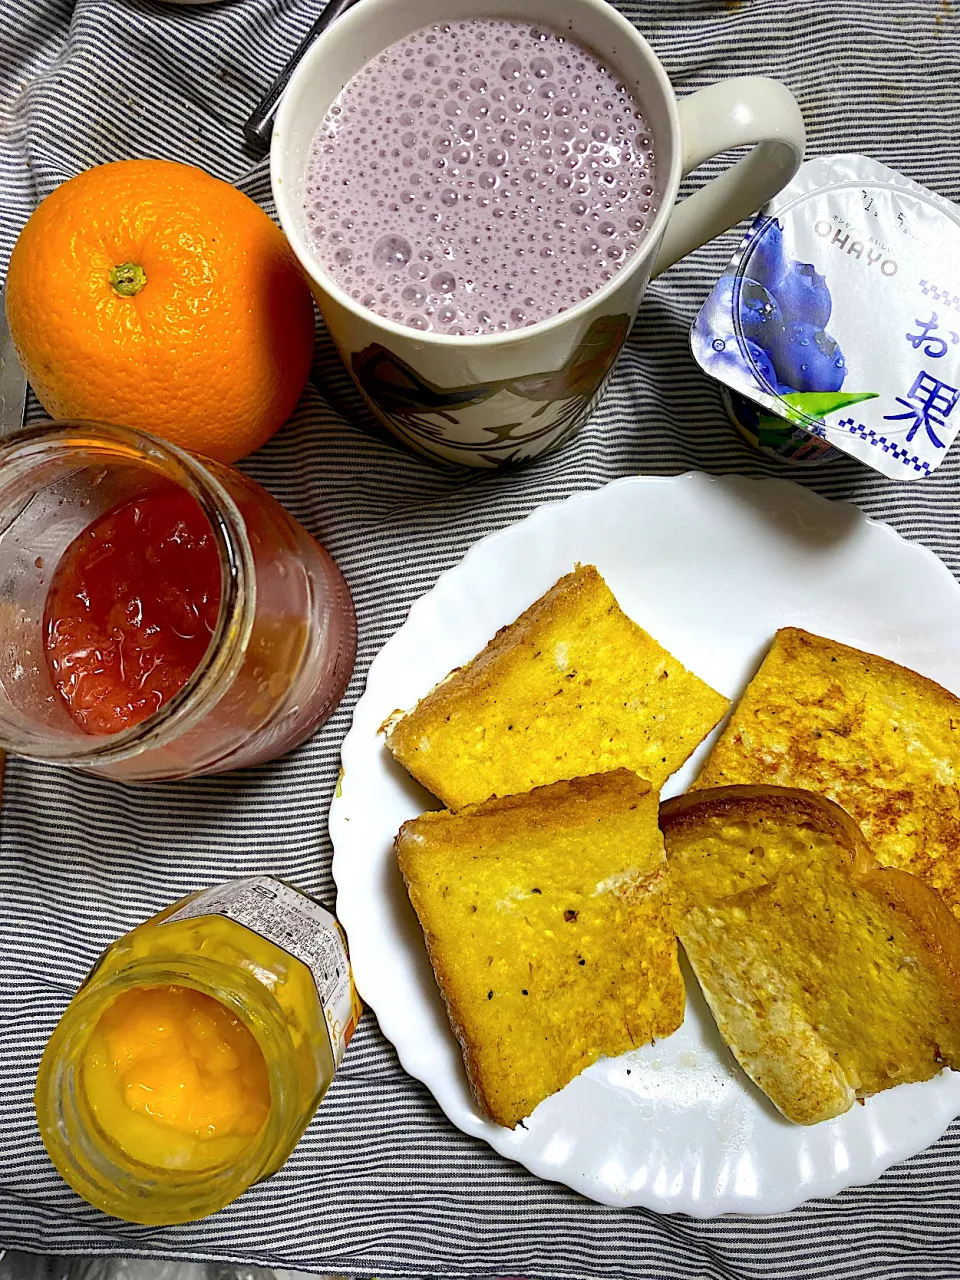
(397, 770, 684, 1129)
(661, 785, 960, 1125)
(388, 564, 729, 810)
(696, 627, 960, 919)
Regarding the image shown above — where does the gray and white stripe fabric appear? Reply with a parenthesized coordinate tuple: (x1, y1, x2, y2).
(2, 1, 960, 1276)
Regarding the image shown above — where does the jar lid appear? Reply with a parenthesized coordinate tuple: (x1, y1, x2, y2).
(691, 154, 960, 480)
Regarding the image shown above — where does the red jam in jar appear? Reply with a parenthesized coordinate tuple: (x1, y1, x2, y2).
(0, 422, 357, 779)
(43, 487, 222, 736)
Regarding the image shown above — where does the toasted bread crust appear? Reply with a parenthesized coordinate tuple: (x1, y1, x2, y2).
(862, 866, 960, 997)
(661, 783, 960, 1124)
(661, 783, 866, 857)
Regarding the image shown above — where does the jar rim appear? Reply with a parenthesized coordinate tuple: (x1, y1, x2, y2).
(0, 421, 257, 765)
(35, 955, 306, 1225)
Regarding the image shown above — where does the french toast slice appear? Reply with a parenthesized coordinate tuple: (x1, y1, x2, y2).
(387, 563, 728, 809)
(660, 784, 960, 1125)
(396, 769, 684, 1128)
(694, 627, 960, 919)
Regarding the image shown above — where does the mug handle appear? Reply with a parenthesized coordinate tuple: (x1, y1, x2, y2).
(650, 76, 805, 279)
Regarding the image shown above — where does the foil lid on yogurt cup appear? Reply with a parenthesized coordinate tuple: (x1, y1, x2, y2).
(691, 154, 960, 480)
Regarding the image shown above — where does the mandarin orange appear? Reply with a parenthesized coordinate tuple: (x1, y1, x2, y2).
(5, 159, 315, 463)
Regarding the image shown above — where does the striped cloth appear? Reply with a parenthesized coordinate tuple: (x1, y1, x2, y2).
(2, 0, 960, 1275)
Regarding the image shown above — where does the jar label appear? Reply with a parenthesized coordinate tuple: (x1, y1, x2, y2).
(164, 876, 358, 1065)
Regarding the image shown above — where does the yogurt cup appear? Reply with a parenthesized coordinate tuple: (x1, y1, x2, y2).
(692, 154, 960, 479)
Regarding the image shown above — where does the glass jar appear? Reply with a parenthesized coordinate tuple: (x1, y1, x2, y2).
(35, 876, 361, 1225)
(0, 422, 356, 779)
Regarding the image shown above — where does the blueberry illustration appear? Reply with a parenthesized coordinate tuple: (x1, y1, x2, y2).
(737, 279, 784, 349)
(694, 275, 783, 349)
(701, 333, 778, 393)
(693, 276, 737, 345)
(772, 261, 832, 329)
(744, 217, 787, 294)
(769, 322, 846, 393)
(740, 338, 780, 390)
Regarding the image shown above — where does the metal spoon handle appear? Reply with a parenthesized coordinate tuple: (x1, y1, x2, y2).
(243, 0, 362, 155)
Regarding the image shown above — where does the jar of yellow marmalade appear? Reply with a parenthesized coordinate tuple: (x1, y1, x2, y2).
(35, 877, 361, 1225)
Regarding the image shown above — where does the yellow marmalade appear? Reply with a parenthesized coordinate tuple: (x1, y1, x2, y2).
(35, 877, 360, 1224)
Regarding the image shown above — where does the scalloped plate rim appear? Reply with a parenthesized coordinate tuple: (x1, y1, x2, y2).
(330, 472, 960, 1216)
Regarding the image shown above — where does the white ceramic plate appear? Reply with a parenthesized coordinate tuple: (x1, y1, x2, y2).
(329, 473, 960, 1216)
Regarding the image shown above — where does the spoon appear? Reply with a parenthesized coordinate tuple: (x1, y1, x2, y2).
(243, 0, 362, 155)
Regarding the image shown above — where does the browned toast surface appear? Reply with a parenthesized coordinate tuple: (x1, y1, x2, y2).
(661, 784, 960, 1125)
(387, 564, 728, 809)
(397, 770, 684, 1128)
(695, 627, 960, 919)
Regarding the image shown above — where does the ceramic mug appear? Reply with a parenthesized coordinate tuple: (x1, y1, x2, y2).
(272, 0, 805, 468)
